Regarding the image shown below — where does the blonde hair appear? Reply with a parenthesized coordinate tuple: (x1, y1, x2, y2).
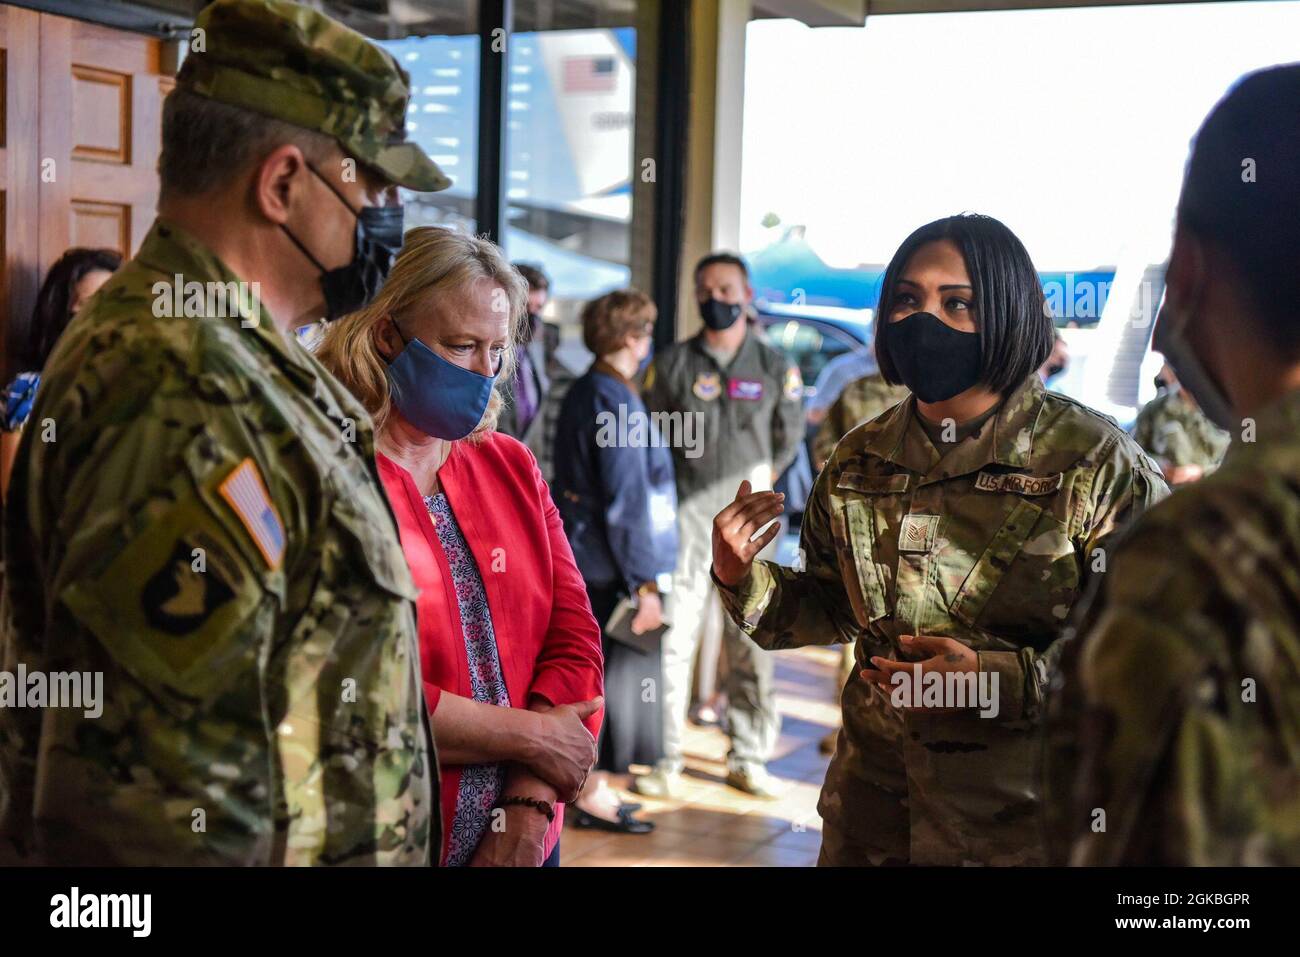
(581, 288, 656, 357)
(317, 226, 528, 441)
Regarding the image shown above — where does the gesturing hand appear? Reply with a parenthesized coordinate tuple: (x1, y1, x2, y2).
(712, 480, 785, 587)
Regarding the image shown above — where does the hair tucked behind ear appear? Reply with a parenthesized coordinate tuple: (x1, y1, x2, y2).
(316, 226, 527, 442)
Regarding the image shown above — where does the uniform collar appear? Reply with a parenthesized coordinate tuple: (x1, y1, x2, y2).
(1227, 386, 1300, 458)
(689, 326, 754, 368)
(136, 218, 320, 388)
(873, 374, 1046, 484)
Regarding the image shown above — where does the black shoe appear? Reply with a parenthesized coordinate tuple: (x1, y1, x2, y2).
(570, 806, 655, 834)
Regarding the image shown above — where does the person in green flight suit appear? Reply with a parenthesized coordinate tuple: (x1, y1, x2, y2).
(633, 252, 804, 800)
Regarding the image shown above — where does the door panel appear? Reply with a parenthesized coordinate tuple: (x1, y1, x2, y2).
(71, 198, 130, 252)
(1, 6, 42, 380)
(1, 9, 167, 380)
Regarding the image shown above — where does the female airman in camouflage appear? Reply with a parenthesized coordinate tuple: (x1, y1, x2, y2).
(712, 215, 1167, 865)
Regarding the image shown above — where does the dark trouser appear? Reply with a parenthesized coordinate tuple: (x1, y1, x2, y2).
(543, 841, 560, 867)
(585, 582, 665, 772)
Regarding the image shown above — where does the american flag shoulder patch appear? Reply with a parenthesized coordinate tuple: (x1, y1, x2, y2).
(217, 458, 285, 570)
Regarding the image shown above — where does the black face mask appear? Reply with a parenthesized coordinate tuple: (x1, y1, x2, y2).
(282, 164, 404, 321)
(880, 311, 982, 403)
(699, 297, 742, 331)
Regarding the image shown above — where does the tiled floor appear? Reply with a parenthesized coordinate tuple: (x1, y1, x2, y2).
(562, 645, 841, 867)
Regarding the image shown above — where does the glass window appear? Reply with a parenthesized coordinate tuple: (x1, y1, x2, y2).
(504, 0, 639, 373)
(758, 315, 863, 397)
(740, 1, 1300, 425)
(321, 1, 478, 232)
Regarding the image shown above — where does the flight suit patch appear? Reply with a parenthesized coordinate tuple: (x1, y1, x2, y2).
(693, 373, 722, 401)
(784, 366, 804, 401)
(728, 378, 764, 401)
(973, 471, 1063, 496)
(899, 513, 940, 553)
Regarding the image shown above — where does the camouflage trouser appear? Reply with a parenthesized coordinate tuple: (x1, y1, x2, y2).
(658, 494, 780, 776)
(816, 669, 1046, 866)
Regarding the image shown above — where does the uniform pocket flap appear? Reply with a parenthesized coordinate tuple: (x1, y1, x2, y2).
(331, 495, 420, 603)
(837, 472, 910, 495)
(950, 499, 1045, 629)
(839, 499, 890, 625)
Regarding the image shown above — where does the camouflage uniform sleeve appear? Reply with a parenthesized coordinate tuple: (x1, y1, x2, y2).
(1044, 511, 1277, 865)
(715, 464, 862, 650)
(978, 434, 1169, 722)
(813, 392, 847, 469)
(28, 363, 295, 860)
(1131, 402, 1160, 465)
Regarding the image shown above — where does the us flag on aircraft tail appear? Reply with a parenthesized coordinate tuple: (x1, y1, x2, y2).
(563, 56, 616, 93)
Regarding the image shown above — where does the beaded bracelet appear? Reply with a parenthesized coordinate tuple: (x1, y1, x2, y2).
(496, 795, 556, 822)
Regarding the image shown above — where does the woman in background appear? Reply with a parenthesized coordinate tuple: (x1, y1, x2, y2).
(318, 227, 604, 867)
(553, 290, 676, 834)
(1, 248, 121, 501)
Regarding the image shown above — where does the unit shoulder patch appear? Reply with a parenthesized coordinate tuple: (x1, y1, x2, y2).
(784, 366, 804, 401)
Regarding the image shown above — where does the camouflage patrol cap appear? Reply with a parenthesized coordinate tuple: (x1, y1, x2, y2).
(179, 0, 450, 192)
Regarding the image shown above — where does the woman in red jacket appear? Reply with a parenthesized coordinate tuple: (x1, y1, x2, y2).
(318, 226, 604, 867)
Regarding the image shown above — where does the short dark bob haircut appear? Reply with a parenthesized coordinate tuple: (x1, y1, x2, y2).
(874, 213, 1053, 396)
(19, 246, 122, 372)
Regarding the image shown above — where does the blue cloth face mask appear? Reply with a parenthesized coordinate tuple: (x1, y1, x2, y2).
(384, 319, 500, 440)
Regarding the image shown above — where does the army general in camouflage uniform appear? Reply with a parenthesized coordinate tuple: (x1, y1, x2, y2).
(712, 215, 1166, 865)
(1045, 66, 1300, 866)
(0, 0, 446, 865)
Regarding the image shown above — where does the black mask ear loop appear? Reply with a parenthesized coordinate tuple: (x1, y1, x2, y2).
(280, 162, 361, 274)
(306, 161, 363, 216)
(281, 223, 330, 273)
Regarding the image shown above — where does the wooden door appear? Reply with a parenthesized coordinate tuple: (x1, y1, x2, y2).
(1, 7, 169, 380)
(0, 5, 42, 380)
